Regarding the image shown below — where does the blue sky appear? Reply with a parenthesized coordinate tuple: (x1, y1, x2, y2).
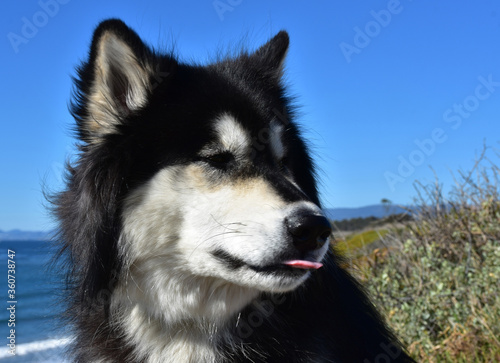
(1, 0, 499, 231)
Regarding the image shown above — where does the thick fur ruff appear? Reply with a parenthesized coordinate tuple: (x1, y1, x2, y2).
(53, 19, 415, 363)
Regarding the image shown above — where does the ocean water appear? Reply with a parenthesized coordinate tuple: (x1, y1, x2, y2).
(0, 241, 71, 362)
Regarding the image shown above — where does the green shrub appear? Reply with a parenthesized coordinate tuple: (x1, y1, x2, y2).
(346, 147, 500, 362)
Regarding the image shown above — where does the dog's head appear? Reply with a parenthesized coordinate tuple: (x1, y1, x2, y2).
(66, 20, 331, 317)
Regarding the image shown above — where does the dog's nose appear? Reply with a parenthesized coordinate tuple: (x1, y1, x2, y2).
(285, 212, 332, 253)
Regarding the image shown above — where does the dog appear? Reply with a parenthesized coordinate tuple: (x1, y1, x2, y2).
(53, 19, 414, 362)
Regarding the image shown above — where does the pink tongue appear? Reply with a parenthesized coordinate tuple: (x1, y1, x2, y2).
(283, 260, 323, 270)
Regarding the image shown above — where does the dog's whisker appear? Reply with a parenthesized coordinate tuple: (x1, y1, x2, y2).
(187, 230, 245, 260)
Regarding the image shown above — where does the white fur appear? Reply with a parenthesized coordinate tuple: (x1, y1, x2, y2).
(214, 114, 251, 158)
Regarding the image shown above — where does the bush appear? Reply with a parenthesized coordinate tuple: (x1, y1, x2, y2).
(346, 147, 500, 362)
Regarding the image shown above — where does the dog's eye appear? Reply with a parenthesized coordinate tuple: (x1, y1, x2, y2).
(202, 151, 234, 168)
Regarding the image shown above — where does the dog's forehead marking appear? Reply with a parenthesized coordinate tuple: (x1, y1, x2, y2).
(215, 114, 286, 160)
(214, 114, 251, 155)
(269, 120, 285, 160)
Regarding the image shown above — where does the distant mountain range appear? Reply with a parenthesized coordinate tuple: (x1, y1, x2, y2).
(324, 204, 408, 221)
(0, 204, 408, 241)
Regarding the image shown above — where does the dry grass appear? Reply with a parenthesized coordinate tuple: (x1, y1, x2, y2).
(334, 229, 389, 255)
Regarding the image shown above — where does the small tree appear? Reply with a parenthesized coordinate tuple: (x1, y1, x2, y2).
(381, 198, 392, 216)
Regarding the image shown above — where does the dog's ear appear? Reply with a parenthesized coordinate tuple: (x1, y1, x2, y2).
(72, 19, 157, 142)
(250, 31, 289, 78)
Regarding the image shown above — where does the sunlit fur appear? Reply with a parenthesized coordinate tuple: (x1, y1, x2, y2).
(53, 19, 415, 363)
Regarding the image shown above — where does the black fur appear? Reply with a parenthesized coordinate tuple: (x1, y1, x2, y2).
(53, 19, 415, 362)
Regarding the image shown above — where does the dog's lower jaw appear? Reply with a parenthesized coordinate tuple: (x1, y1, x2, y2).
(109, 279, 259, 363)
